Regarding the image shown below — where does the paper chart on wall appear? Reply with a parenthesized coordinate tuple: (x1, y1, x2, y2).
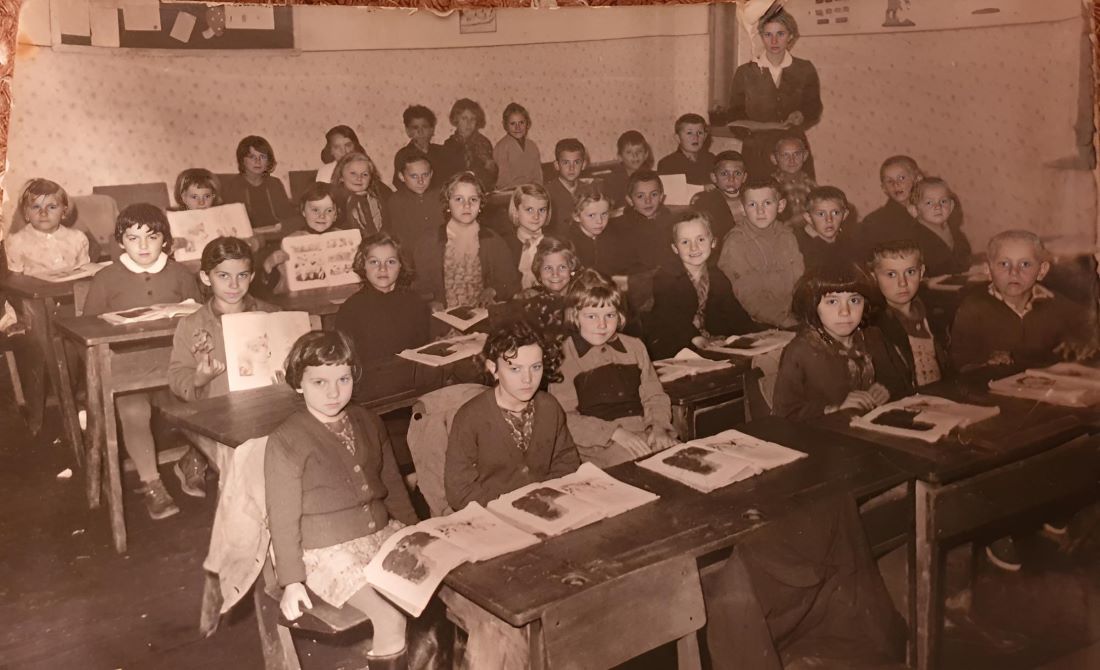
(167, 204, 253, 263)
(281, 229, 362, 292)
(224, 6, 275, 30)
(89, 0, 121, 47)
(659, 174, 705, 207)
(222, 311, 312, 392)
(59, 0, 92, 37)
(121, 0, 161, 32)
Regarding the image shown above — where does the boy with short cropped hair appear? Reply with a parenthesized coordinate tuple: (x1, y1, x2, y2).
(865, 240, 950, 398)
(604, 130, 653, 207)
(387, 152, 441, 250)
(612, 169, 676, 272)
(657, 113, 716, 186)
(690, 150, 749, 244)
(795, 186, 856, 270)
(771, 135, 817, 225)
(546, 138, 589, 235)
(717, 176, 804, 328)
(905, 177, 971, 276)
(391, 104, 454, 188)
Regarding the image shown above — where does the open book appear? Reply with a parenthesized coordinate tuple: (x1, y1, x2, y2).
(1024, 362, 1100, 391)
(432, 305, 488, 332)
(222, 311, 312, 391)
(654, 348, 733, 383)
(545, 462, 660, 517)
(98, 299, 202, 325)
(850, 394, 1001, 443)
(637, 429, 805, 493)
(419, 502, 540, 563)
(398, 332, 487, 367)
(926, 263, 990, 292)
(167, 203, 254, 263)
(487, 481, 604, 536)
(364, 525, 470, 618)
(281, 229, 362, 292)
(31, 261, 112, 283)
(989, 363, 1100, 407)
(704, 329, 796, 357)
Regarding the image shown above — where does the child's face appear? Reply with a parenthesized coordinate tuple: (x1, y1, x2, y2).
(619, 143, 649, 173)
(488, 343, 544, 406)
(761, 20, 792, 57)
(772, 139, 807, 174)
(911, 184, 955, 227)
(804, 198, 847, 241)
(340, 159, 372, 195)
(627, 179, 665, 219)
(328, 134, 355, 163)
(881, 163, 917, 204)
(201, 258, 253, 310)
(119, 224, 165, 268)
(505, 113, 529, 141)
(872, 253, 924, 310)
(671, 219, 714, 272)
(742, 187, 785, 229)
(988, 240, 1049, 300)
(555, 150, 586, 185)
(362, 243, 401, 293)
(399, 159, 433, 195)
(712, 160, 747, 196)
(182, 185, 216, 210)
(676, 123, 707, 154)
(515, 194, 549, 234)
(455, 109, 479, 138)
(24, 194, 66, 234)
(302, 195, 337, 233)
(298, 364, 354, 421)
(816, 292, 865, 342)
(448, 182, 482, 225)
(243, 147, 269, 176)
(575, 200, 611, 237)
(577, 303, 620, 346)
(405, 117, 435, 147)
(538, 251, 573, 293)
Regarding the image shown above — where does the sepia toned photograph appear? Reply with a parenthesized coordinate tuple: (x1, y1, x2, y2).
(2, 0, 1100, 668)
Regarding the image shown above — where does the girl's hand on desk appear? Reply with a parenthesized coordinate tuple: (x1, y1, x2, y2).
(1055, 339, 1099, 362)
(838, 390, 877, 413)
(646, 426, 679, 450)
(280, 582, 313, 621)
(194, 355, 226, 388)
(868, 383, 890, 407)
(612, 428, 651, 457)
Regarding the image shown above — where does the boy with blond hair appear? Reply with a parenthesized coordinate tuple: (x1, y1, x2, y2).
(771, 135, 816, 225)
(657, 113, 716, 186)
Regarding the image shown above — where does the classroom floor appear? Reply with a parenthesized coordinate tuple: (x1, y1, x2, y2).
(1, 374, 1099, 669)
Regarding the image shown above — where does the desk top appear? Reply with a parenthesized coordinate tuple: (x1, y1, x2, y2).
(443, 417, 910, 627)
(662, 357, 751, 406)
(267, 283, 361, 316)
(0, 272, 83, 300)
(53, 314, 180, 346)
(813, 374, 1091, 486)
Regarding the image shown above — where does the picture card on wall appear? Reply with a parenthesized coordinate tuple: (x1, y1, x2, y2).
(167, 204, 253, 262)
(281, 229, 362, 292)
(659, 173, 704, 206)
(225, 6, 276, 30)
(222, 311, 312, 392)
(169, 11, 196, 43)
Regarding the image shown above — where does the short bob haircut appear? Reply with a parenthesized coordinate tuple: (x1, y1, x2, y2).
(320, 125, 366, 164)
(403, 104, 437, 128)
(508, 183, 552, 227)
(554, 138, 587, 162)
(440, 171, 486, 215)
(758, 8, 799, 43)
(114, 203, 173, 253)
(869, 239, 924, 271)
(352, 232, 415, 288)
(616, 130, 652, 161)
(564, 268, 627, 333)
(987, 229, 1049, 262)
(480, 318, 562, 385)
(332, 151, 384, 194)
(908, 176, 955, 208)
(790, 262, 876, 333)
(284, 329, 361, 390)
(200, 236, 254, 274)
(804, 185, 850, 212)
(879, 155, 922, 182)
(501, 102, 532, 130)
(18, 178, 72, 226)
(449, 98, 487, 130)
(571, 182, 612, 219)
(531, 236, 579, 281)
(174, 168, 222, 209)
(236, 135, 277, 175)
(625, 169, 664, 198)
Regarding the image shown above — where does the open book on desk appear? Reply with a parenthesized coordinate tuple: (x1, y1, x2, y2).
(704, 329, 795, 357)
(30, 261, 112, 283)
(432, 305, 488, 332)
(850, 394, 1000, 443)
(637, 429, 806, 493)
(989, 363, 1100, 407)
(398, 332, 487, 367)
(98, 299, 201, 325)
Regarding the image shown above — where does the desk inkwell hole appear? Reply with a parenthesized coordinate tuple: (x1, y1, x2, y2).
(742, 508, 765, 523)
(561, 573, 588, 587)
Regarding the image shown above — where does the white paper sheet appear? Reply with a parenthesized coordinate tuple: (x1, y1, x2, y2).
(167, 204, 253, 263)
(223, 311, 312, 392)
(89, 2, 120, 47)
(659, 173, 705, 207)
(121, 1, 160, 31)
(169, 11, 196, 43)
(59, 0, 92, 37)
(225, 6, 275, 30)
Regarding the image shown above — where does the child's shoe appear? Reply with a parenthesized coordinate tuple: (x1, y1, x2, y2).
(984, 536, 1022, 572)
(173, 447, 208, 498)
(141, 478, 180, 520)
(1041, 521, 1069, 538)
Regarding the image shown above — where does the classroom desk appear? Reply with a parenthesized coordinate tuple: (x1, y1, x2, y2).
(812, 378, 1100, 670)
(0, 273, 86, 463)
(662, 357, 752, 440)
(266, 282, 361, 319)
(439, 417, 912, 669)
(52, 314, 180, 554)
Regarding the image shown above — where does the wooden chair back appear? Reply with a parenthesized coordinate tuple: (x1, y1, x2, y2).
(288, 170, 318, 203)
(92, 182, 171, 212)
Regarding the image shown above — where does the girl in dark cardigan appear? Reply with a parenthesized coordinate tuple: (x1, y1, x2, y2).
(645, 210, 756, 360)
(772, 263, 890, 420)
(221, 135, 295, 230)
(266, 330, 418, 670)
(445, 320, 579, 510)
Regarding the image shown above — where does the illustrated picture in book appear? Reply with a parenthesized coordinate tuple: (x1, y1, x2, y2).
(31, 260, 112, 283)
(365, 525, 469, 617)
(432, 305, 488, 332)
(167, 203, 254, 262)
(487, 480, 603, 536)
(637, 441, 764, 493)
(850, 394, 1000, 443)
(398, 332, 487, 367)
(989, 363, 1100, 407)
(420, 502, 539, 562)
(98, 299, 202, 325)
(223, 311, 312, 391)
(705, 329, 796, 356)
(282, 229, 362, 292)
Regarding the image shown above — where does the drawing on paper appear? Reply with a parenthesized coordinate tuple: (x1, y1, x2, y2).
(380, 531, 437, 584)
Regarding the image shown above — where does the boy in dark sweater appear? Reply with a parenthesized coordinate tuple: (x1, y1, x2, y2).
(611, 169, 676, 272)
(794, 186, 857, 271)
(391, 104, 454, 188)
(545, 138, 588, 235)
(657, 113, 716, 186)
(690, 150, 749, 245)
(387, 152, 442, 250)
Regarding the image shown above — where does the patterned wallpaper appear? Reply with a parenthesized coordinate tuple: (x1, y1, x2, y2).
(2, 33, 708, 229)
(791, 16, 1096, 249)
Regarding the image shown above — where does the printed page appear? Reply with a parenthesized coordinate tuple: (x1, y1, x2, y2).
(691, 430, 806, 471)
(637, 443, 758, 493)
(223, 311, 312, 391)
(281, 229, 362, 292)
(398, 332, 487, 367)
(431, 305, 488, 332)
(548, 462, 659, 517)
(487, 481, 603, 536)
(365, 526, 469, 617)
(167, 204, 253, 263)
(420, 502, 540, 562)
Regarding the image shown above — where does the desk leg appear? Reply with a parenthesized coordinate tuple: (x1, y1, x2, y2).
(96, 344, 128, 554)
(914, 480, 944, 670)
(50, 331, 83, 467)
(439, 587, 541, 670)
(85, 344, 104, 508)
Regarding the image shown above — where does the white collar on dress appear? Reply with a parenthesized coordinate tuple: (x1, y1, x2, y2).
(119, 252, 168, 274)
(754, 50, 794, 86)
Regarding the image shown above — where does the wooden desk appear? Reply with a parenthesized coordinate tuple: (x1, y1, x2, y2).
(0, 273, 87, 463)
(440, 417, 912, 669)
(267, 283, 361, 319)
(813, 379, 1100, 670)
(53, 314, 180, 553)
(662, 358, 751, 440)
